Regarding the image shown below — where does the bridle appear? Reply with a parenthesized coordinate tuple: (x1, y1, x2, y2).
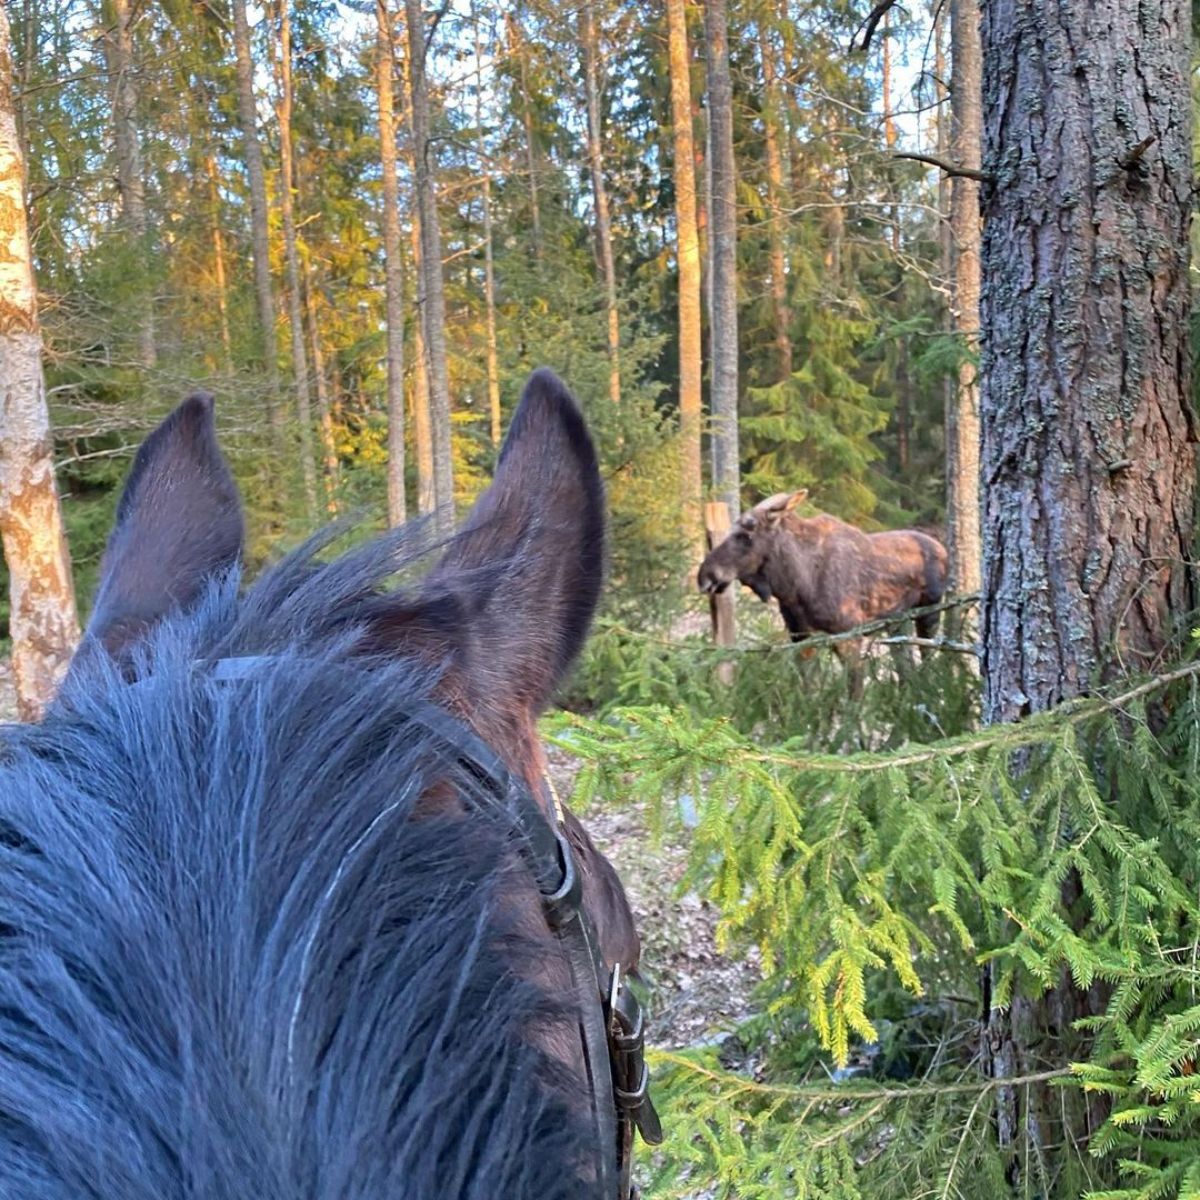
(209, 658, 662, 1198)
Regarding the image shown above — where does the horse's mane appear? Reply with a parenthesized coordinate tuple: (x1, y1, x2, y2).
(0, 527, 602, 1200)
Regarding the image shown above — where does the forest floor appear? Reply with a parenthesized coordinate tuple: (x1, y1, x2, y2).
(0, 659, 762, 1052)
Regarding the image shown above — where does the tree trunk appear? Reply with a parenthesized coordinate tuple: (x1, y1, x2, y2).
(506, 8, 542, 259)
(404, 0, 454, 534)
(0, 6, 79, 720)
(409, 207, 435, 519)
(301, 261, 339, 516)
(376, 0, 407, 526)
(230, 0, 281, 441)
(667, 0, 703, 559)
(758, 18, 791, 383)
(582, 0, 620, 408)
(979, 0, 1195, 1176)
(473, 9, 501, 449)
(273, 0, 316, 525)
(100, 0, 155, 368)
(204, 153, 233, 374)
(947, 0, 982, 603)
(704, 0, 740, 516)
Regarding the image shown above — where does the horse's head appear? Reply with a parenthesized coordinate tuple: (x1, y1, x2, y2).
(2, 370, 652, 1200)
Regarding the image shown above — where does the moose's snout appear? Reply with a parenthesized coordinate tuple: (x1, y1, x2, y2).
(697, 562, 729, 595)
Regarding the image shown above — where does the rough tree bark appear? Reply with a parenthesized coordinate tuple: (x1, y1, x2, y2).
(376, 0, 407, 525)
(273, 0, 317, 524)
(231, 0, 282, 440)
(980, 0, 1194, 1176)
(947, 0, 982, 605)
(404, 0, 454, 534)
(582, 0, 620, 408)
(667, 0, 703, 558)
(0, 5, 79, 719)
(704, 0, 740, 517)
(101, 0, 155, 368)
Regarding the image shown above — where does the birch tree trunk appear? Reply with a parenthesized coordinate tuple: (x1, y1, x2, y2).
(980, 0, 1194, 1173)
(582, 0, 620, 408)
(404, 0, 454, 533)
(947, 0, 982, 604)
(231, 0, 281, 441)
(376, 0, 407, 525)
(667, 0, 703, 558)
(704, 0, 740, 516)
(0, 6, 79, 720)
(101, 0, 155, 368)
(273, 0, 317, 524)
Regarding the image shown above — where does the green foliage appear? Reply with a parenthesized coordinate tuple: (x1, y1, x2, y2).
(551, 641, 1200, 1199)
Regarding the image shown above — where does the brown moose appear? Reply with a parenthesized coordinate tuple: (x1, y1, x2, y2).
(697, 490, 949, 688)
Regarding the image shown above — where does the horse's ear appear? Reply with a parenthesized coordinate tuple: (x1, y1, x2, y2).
(83, 393, 244, 659)
(425, 368, 604, 715)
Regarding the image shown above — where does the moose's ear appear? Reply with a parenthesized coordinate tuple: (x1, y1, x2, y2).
(84, 393, 244, 658)
(786, 488, 809, 511)
(424, 368, 604, 715)
(755, 492, 795, 523)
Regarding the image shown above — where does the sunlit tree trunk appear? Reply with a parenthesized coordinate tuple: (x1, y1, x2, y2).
(704, 0, 739, 515)
(667, 0, 703, 558)
(980, 0, 1194, 1177)
(376, 0, 407, 525)
(301, 260, 339, 516)
(0, 6, 79, 719)
(472, 9, 501, 448)
(758, 17, 791, 382)
(101, 0, 155, 369)
(273, 0, 316, 524)
(582, 0, 620, 408)
(204, 154, 233, 374)
(409, 207, 435, 518)
(404, 0, 453, 533)
(947, 0, 982, 603)
(231, 0, 281, 442)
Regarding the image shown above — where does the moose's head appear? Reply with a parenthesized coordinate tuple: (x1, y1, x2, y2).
(696, 489, 808, 596)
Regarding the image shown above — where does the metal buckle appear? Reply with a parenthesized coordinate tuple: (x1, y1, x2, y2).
(541, 829, 583, 928)
(606, 966, 664, 1147)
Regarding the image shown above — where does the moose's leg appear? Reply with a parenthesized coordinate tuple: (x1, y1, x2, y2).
(833, 636, 865, 700)
(779, 603, 817, 660)
(914, 608, 941, 660)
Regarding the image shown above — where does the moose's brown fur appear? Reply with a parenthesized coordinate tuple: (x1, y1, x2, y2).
(697, 490, 948, 685)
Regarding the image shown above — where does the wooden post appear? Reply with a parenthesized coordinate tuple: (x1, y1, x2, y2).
(705, 500, 736, 684)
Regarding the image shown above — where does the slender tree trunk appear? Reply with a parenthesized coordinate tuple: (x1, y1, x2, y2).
(376, 0, 407, 525)
(273, 0, 316, 524)
(582, 0, 620, 408)
(758, 19, 791, 382)
(409, 207, 435, 518)
(704, 0, 740, 516)
(204, 154, 233, 374)
(507, 8, 542, 259)
(302, 261, 339, 516)
(980, 0, 1194, 1177)
(473, 10, 501, 448)
(101, 0, 155, 368)
(0, 6, 79, 719)
(947, 0, 982, 602)
(404, 0, 454, 533)
(667, 0, 703, 558)
(230, 0, 282, 440)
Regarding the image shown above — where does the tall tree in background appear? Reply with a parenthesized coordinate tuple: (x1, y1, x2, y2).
(704, 0, 740, 516)
(405, 0, 454, 532)
(473, 8, 501, 448)
(581, 0, 620, 408)
(100, 0, 155, 369)
(667, 0, 703, 555)
(506, 7, 542, 259)
(0, 4, 78, 719)
(979, 0, 1194, 1176)
(231, 0, 282, 439)
(758, 15, 791, 383)
(375, 0, 407, 524)
(273, 0, 317, 522)
(946, 0, 981, 606)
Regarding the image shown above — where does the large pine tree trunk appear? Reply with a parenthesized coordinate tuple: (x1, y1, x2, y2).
(376, 0, 407, 526)
(980, 0, 1194, 1172)
(0, 6, 79, 719)
(947, 0, 982, 605)
(101, 0, 155, 368)
(667, 0, 703, 559)
(704, 0, 740, 516)
(404, 0, 454, 534)
(231, 0, 282, 441)
(273, 0, 316, 524)
(582, 0, 620, 408)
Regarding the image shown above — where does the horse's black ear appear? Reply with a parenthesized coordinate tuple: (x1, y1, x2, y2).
(83, 392, 244, 658)
(426, 368, 604, 713)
